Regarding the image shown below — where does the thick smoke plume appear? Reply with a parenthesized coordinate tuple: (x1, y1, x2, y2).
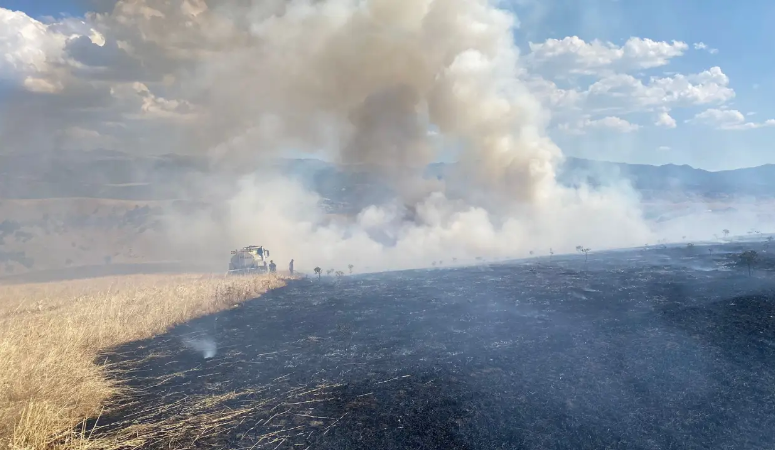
(148, 0, 652, 271)
(3, 0, 657, 273)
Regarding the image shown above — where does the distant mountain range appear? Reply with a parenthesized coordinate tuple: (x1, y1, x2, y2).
(557, 157, 775, 200)
(1, 150, 774, 203)
(424, 157, 775, 200)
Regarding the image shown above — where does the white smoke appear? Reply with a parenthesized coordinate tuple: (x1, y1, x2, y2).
(182, 336, 218, 359)
(162, 172, 651, 273)
(3, 0, 658, 273)
(160, 0, 652, 271)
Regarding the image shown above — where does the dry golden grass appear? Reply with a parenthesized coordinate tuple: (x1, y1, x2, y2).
(0, 273, 290, 450)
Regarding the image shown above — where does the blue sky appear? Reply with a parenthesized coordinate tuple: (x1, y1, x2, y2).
(516, 0, 775, 170)
(1, 0, 773, 171)
(0, 0, 85, 18)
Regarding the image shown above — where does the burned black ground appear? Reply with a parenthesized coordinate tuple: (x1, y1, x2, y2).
(94, 242, 775, 449)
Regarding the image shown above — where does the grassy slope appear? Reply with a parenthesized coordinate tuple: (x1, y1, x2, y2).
(0, 273, 289, 449)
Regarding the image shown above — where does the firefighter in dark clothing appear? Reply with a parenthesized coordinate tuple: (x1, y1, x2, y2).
(269, 260, 277, 273)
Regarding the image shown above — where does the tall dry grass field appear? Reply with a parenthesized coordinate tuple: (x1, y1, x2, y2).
(0, 273, 289, 449)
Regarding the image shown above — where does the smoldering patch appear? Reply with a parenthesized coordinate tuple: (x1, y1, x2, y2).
(182, 336, 218, 359)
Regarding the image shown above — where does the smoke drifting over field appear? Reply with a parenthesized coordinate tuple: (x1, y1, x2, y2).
(2, 0, 657, 273)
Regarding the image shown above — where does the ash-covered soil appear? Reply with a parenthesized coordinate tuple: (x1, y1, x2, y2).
(95, 243, 775, 450)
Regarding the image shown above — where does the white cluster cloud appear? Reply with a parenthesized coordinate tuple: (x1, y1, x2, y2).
(536, 66, 737, 133)
(586, 67, 734, 109)
(528, 36, 688, 75)
(0, 9, 62, 75)
(524, 34, 768, 134)
(688, 109, 775, 130)
(655, 109, 677, 128)
(0, 5, 207, 154)
(110, 82, 198, 121)
(559, 115, 640, 134)
(693, 42, 718, 54)
(0, 8, 108, 90)
(0, 8, 67, 93)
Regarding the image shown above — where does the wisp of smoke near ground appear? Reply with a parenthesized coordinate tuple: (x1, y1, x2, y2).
(3, 0, 658, 273)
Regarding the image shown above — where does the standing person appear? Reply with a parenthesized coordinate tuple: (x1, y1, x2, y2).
(269, 260, 276, 273)
(289, 259, 294, 275)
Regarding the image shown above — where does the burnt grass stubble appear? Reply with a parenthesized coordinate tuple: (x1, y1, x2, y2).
(91, 242, 775, 450)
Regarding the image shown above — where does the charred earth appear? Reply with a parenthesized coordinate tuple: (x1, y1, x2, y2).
(93, 241, 775, 449)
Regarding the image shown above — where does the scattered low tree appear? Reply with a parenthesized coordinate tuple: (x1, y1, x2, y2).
(723, 229, 730, 239)
(529, 250, 534, 256)
(687, 242, 695, 250)
(765, 236, 774, 251)
(708, 248, 713, 256)
(452, 257, 458, 263)
(348, 264, 354, 274)
(549, 248, 554, 260)
(326, 269, 334, 276)
(335, 270, 344, 278)
(576, 245, 591, 263)
(740, 250, 758, 277)
(314, 267, 322, 280)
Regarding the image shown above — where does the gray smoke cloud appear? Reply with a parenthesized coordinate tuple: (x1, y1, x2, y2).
(1, 0, 657, 274)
